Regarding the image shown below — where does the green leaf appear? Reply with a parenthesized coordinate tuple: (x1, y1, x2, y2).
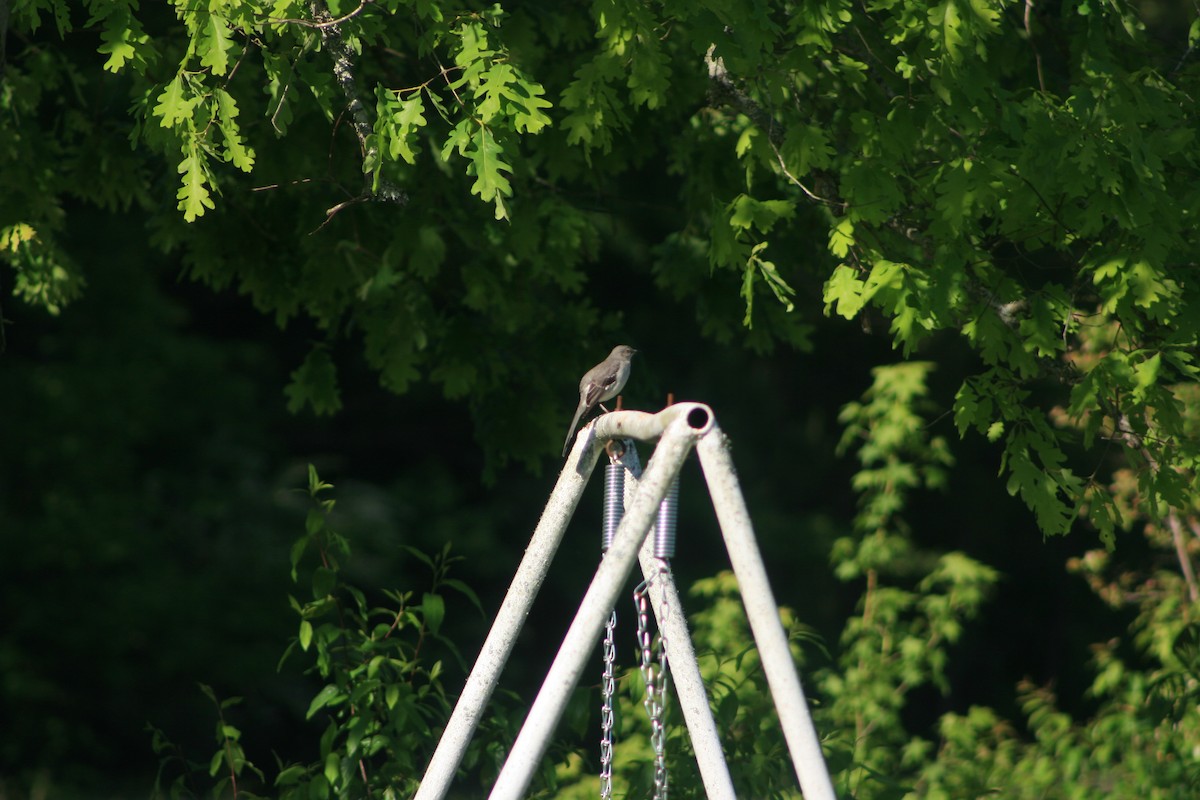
(276, 765, 308, 787)
(154, 75, 196, 128)
(453, 20, 495, 73)
(931, 0, 964, 61)
(1003, 432, 1073, 536)
(780, 124, 834, 175)
(401, 545, 435, 569)
(954, 380, 983, 437)
(309, 774, 330, 800)
(409, 225, 446, 279)
(507, 72, 554, 133)
(176, 145, 215, 222)
(476, 62, 515, 122)
(285, 347, 342, 415)
(430, 360, 477, 399)
(863, 259, 904, 303)
(312, 567, 336, 599)
(442, 578, 484, 615)
(728, 195, 795, 232)
(306, 685, 344, 719)
(422, 592, 445, 635)
(387, 94, 427, 165)
(96, 9, 150, 73)
(626, 34, 670, 109)
(323, 752, 339, 786)
(299, 620, 313, 651)
(1132, 352, 1161, 403)
(560, 53, 629, 152)
(215, 89, 255, 172)
(829, 217, 855, 258)
(823, 264, 866, 319)
(840, 160, 904, 224)
(934, 158, 975, 231)
(198, 14, 234, 76)
(466, 126, 513, 218)
(742, 242, 795, 327)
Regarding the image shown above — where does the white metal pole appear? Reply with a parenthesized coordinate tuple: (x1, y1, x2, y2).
(413, 439, 603, 800)
(697, 426, 837, 800)
(617, 445, 739, 800)
(488, 414, 703, 800)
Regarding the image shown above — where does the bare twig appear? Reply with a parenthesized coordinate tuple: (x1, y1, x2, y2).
(1116, 413, 1159, 472)
(1117, 414, 1200, 597)
(1167, 510, 1199, 602)
(766, 137, 834, 205)
(269, 0, 373, 29)
(251, 177, 322, 192)
(310, 180, 406, 233)
(1024, 0, 1046, 93)
(319, 195, 367, 226)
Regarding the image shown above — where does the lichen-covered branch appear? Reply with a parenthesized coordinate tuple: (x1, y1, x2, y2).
(307, 0, 406, 208)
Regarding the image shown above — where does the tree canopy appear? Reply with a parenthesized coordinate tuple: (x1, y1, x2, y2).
(4, 0, 1200, 797)
(6, 0, 1199, 535)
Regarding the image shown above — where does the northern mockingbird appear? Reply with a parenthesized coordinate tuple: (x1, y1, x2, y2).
(562, 345, 637, 457)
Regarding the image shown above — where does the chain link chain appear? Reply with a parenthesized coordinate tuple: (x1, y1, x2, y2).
(635, 567, 670, 800)
(653, 565, 670, 800)
(599, 609, 617, 800)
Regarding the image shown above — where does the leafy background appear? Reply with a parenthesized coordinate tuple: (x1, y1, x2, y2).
(3, 0, 1200, 797)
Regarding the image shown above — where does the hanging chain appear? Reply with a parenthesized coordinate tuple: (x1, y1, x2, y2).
(603, 450, 677, 800)
(635, 569, 670, 800)
(599, 609, 617, 800)
(599, 454, 625, 800)
(652, 566, 670, 800)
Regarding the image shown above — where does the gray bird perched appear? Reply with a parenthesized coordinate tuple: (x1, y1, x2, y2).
(562, 345, 637, 457)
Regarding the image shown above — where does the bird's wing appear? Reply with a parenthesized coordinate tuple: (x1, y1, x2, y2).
(582, 373, 618, 407)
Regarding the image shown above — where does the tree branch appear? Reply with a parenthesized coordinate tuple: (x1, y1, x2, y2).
(1117, 412, 1200, 595)
(1023, 0, 1046, 93)
(705, 45, 781, 144)
(1167, 510, 1199, 603)
(272, 0, 373, 29)
(307, 0, 407, 208)
(704, 44, 848, 214)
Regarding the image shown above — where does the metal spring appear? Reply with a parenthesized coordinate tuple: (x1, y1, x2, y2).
(654, 474, 680, 560)
(602, 461, 625, 552)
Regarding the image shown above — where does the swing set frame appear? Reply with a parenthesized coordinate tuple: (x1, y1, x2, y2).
(413, 403, 836, 800)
